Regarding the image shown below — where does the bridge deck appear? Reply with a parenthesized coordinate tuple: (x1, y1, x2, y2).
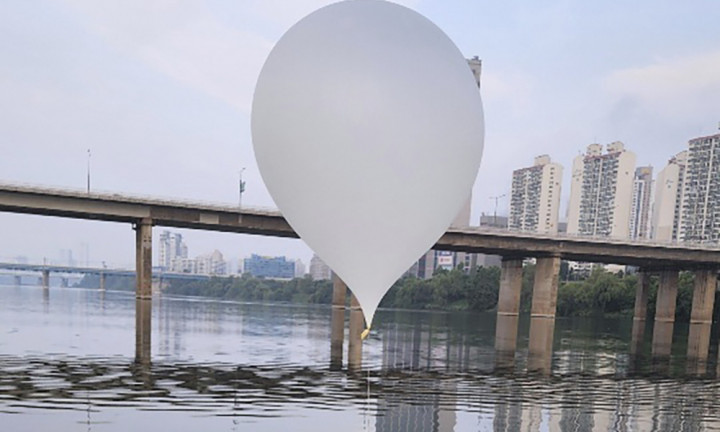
(1, 183, 719, 269)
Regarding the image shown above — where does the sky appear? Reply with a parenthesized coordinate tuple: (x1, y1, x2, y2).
(1, 0, 719, 270)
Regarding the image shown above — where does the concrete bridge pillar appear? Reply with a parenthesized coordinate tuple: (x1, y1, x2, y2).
(495, 258, 523, 367)
(687, 269, 717, 364)
(651, 269, 679, 358)
(135, 299, 152, 365)
(41, 270, 50, 289)
(99, 272, 106, 291)
(14, 275, 21, 286)
(135, 218, 152, 299)
(528, 255, 560, 373)
(348, 291, 364, 371)
(60, 277, 68, 288)
(330, 274, 347, 370)
(630, 270, 651, 355)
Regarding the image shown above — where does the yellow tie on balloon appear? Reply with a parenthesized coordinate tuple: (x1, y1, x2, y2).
(252, 0, 484, 337)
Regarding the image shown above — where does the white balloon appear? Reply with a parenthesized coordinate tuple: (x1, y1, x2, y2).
(252, 0, 484, 328)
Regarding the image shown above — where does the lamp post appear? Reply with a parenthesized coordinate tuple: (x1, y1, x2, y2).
(239, 168, 246, 208)
(86, 149, 91, 194)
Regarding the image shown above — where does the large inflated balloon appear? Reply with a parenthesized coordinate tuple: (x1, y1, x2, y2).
(252, 0, 484, 328)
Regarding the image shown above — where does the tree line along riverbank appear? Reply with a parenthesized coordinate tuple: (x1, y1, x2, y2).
(75, 264, 718, 322)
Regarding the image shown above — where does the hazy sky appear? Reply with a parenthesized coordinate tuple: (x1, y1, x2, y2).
(2, 0, 719, 269)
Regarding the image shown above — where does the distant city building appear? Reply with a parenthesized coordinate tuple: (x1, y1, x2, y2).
(309, 254, 331, 280)
(159, 230, 188, 270)
(567, 142, 636, 239)
(194, 250, 227, 276)
(158, 230, 227, 275)
(679, 133, 720, 243)
(294, 259, 306, 278)
(479, 214, 508, 228)
(171, 257, 197, 274)
(652, 151, 688, 242)
(243, 254, 296, 279)
(629, 166, 653, 239)
(509, 155, 563, 234)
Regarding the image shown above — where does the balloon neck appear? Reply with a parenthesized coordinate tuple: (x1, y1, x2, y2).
(360, 327, 371, 340)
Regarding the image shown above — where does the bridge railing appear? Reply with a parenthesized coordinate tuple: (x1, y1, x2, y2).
(456, 225, 720, 251)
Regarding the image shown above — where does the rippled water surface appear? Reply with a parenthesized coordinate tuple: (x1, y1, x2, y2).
(1, 284, 720, 431)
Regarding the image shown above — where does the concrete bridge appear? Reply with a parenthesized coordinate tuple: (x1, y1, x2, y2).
(1, 183, 719, 370)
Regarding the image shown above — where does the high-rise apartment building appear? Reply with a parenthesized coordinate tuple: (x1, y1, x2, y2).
(629, 166, 653, 239)
(158, 230, 188, 270)
(567, 142, 636, 239)
(679, 133, 720, 243)
(509, 155, 563, 234)
(651, 151, 687, 242)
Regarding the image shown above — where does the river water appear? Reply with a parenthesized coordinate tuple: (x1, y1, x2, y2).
(1, 284, 720, 431)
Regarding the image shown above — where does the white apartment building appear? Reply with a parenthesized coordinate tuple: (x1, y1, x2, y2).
(629, 166, 653, 239)
(567, 142, 636, 239)
(158, 230, 188, 270)
(679, 133, 720, 243)
(309, 254, 331, 280)
(194, 250, 227, 276)
(509, 155, 563, 234)
(651, 151, 687, 242)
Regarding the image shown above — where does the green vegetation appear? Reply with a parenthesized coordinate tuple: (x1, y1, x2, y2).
(165, 274, 334, 304)
(75, 274, 135, 291)
(74, 264, 715, 322)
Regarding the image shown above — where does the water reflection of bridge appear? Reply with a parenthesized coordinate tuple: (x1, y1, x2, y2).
(2, 317, 716, 431)
(373, 320, 718, 431)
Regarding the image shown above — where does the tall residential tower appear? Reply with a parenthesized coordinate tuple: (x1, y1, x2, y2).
(679, 133, 720, 243)
(629, 166, 653, 239)
(651, 151, 687, 242)
(567, 142, 636, 239)
(509, 155, 563, 234)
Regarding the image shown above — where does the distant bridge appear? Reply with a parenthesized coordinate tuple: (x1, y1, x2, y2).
(0, 261, 210, 281)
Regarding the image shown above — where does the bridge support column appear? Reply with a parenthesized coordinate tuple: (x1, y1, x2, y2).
(630, 271, 651, 355)
(14, 275, 21, 286)
(528, 255, 560, 373)
(348, 292, 364, 372)
(99, 273, 106, 291)
(330, 274, 347, 370)
(687, 269, 717, 366)
(495, 258, 523, 368)
(135, 299, 152, 365)
(651, 269, 679, 358)
(41, 270, 50, 289)
(134, 218, 152, 299)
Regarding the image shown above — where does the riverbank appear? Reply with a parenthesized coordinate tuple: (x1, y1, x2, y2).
(75, 266, 714, 322)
